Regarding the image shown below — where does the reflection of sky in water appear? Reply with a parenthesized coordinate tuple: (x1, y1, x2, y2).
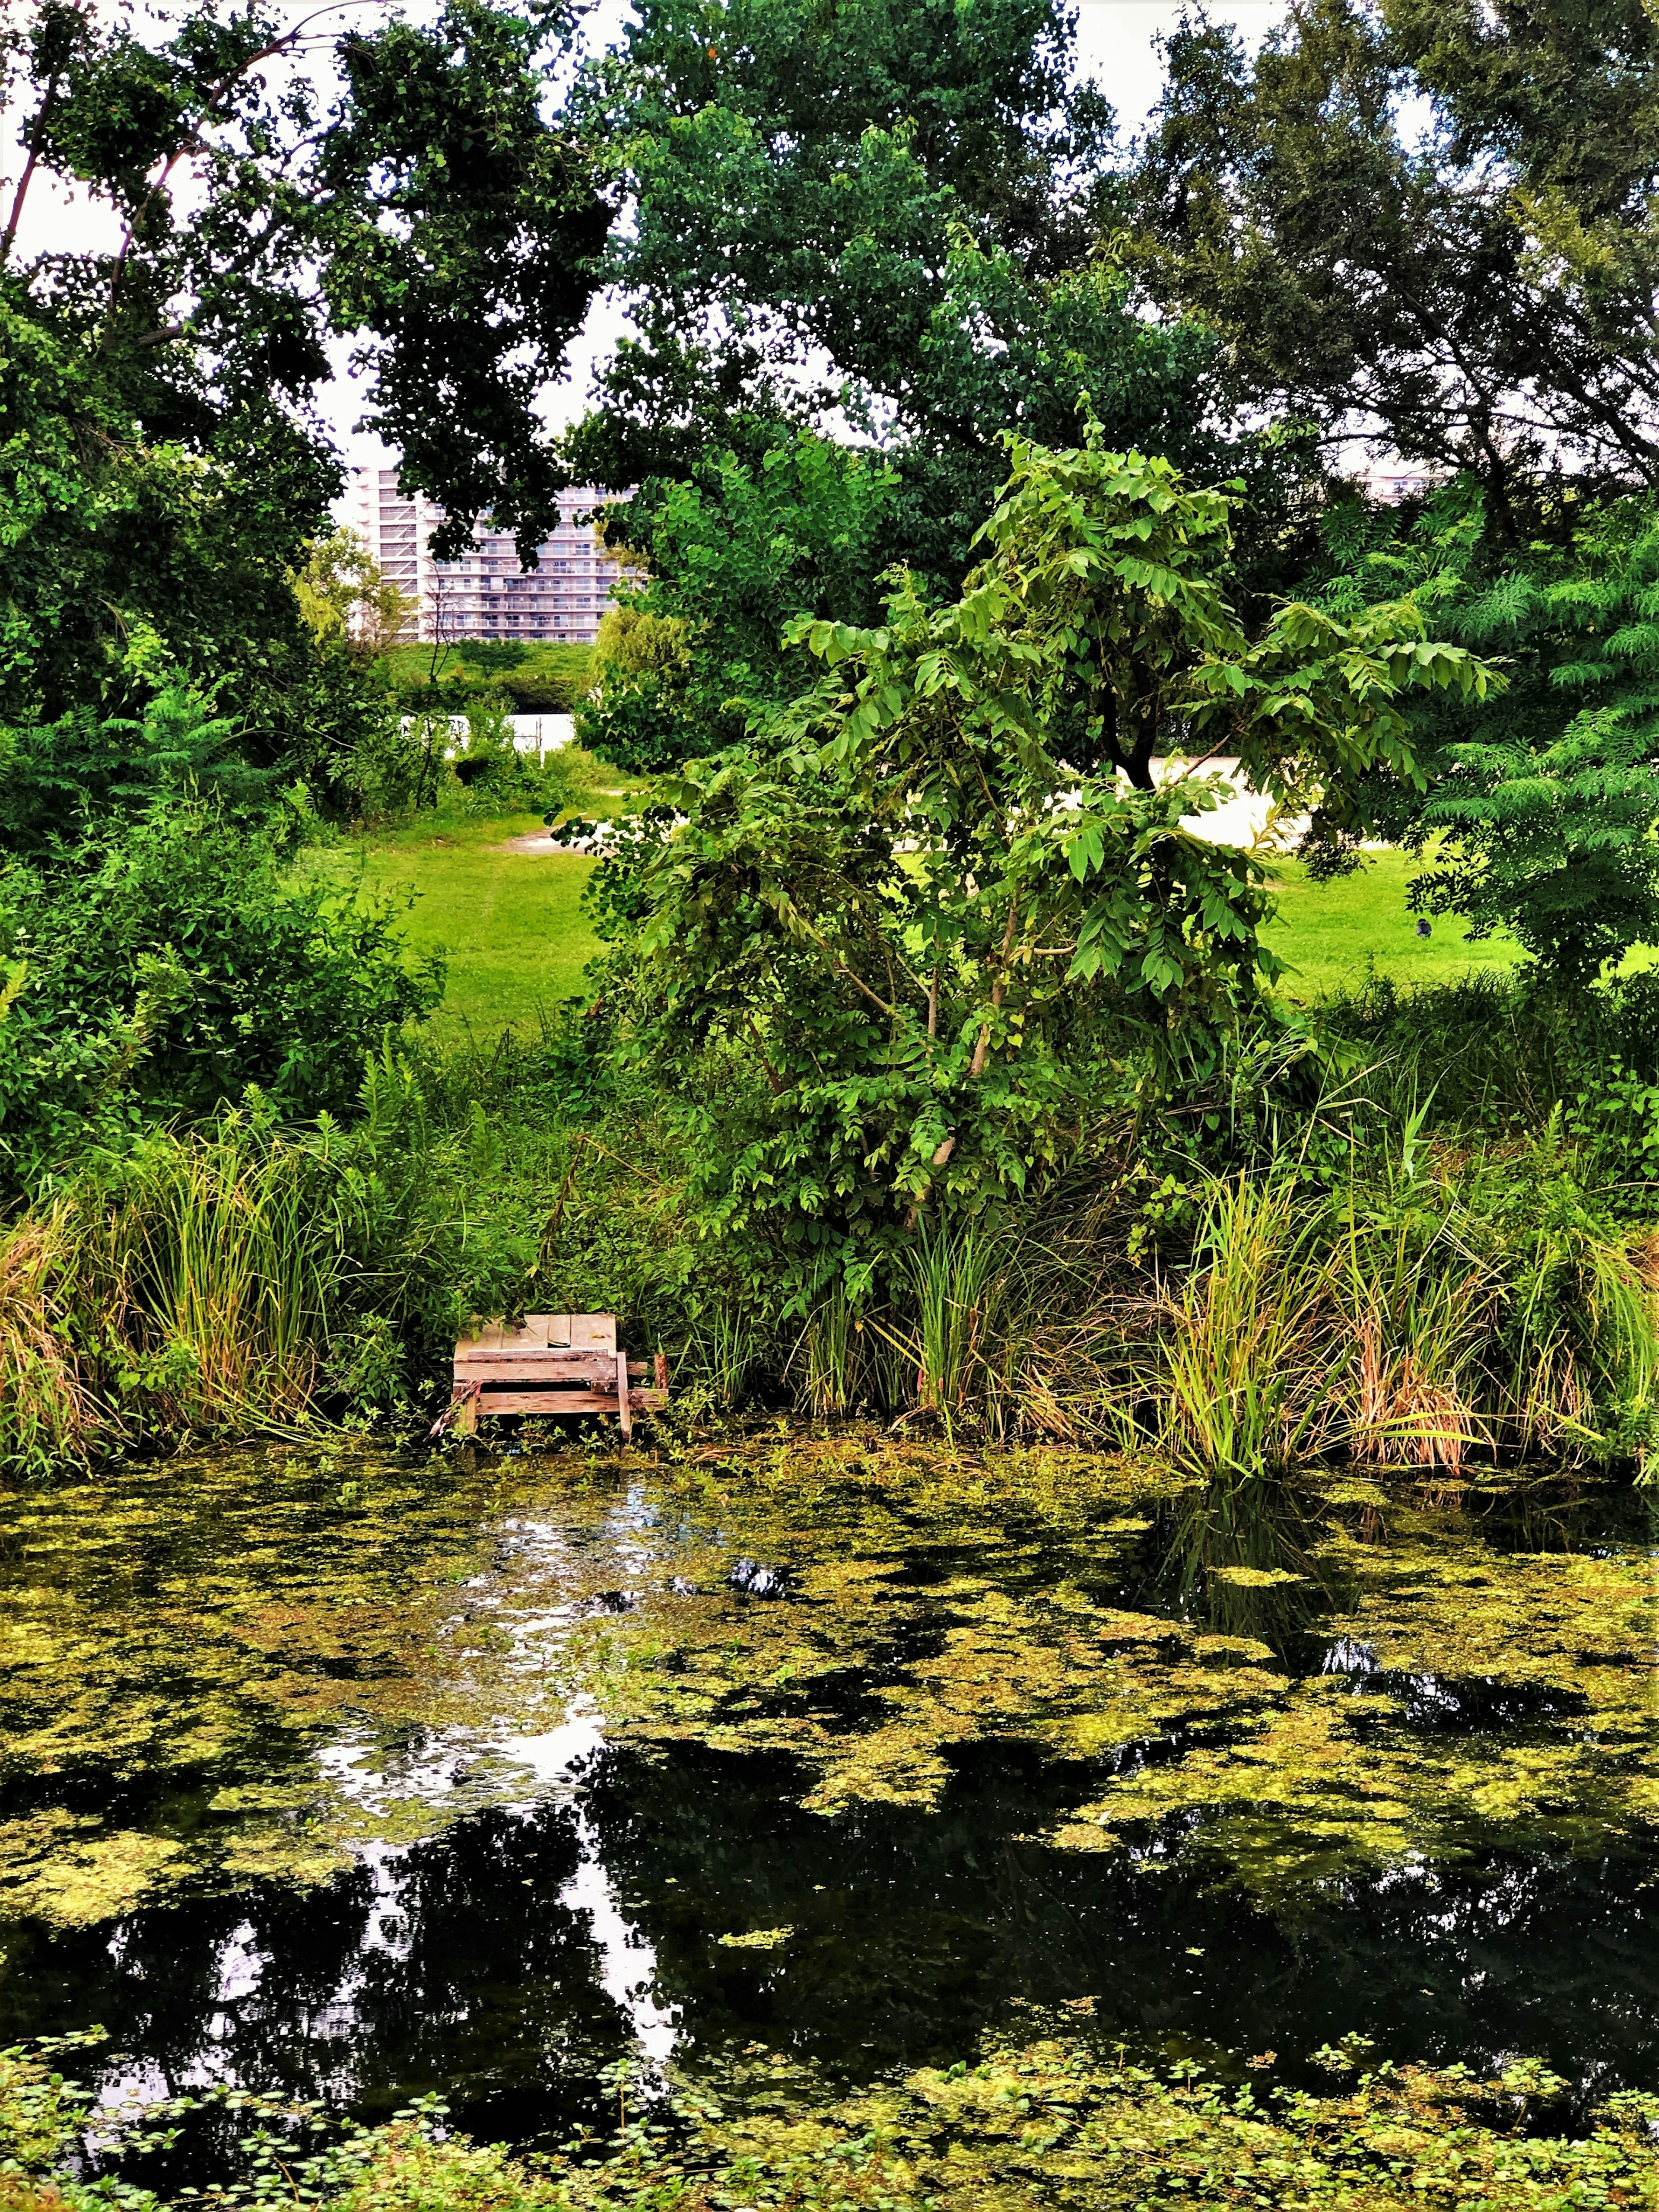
(87, 1512, 684, 2123)
(10, 1454, 1658, 2158)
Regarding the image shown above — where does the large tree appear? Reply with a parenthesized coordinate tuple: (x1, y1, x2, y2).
(0, 0, 610, 780)
(1134, 0, 1659, 530)
(566, 0, 1299, 598)
(583, 435, 1491, 1295)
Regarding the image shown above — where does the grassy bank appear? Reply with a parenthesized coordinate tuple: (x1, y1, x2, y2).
(376, 639, 594, 710)
(1262, 850, 1522, 997)
(339, 823, 1529, 1036)
(4, 971, 1657, 1481)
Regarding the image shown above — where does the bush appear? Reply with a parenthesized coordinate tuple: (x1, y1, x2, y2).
(0, 802, 443, 1194)
(446, 700, 601, 816)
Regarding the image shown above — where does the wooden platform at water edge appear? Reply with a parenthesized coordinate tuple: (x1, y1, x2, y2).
(448, 1313, 668, 1438)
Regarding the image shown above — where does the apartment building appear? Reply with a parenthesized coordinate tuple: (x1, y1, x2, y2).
(349, 467, 633, 644)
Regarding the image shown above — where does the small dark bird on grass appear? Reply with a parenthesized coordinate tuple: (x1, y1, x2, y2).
(1415, 918, 1432, 939)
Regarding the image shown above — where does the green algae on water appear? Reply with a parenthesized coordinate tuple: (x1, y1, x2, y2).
(6, 2015, 1659, 2212)
(0, 1434, 1654, 1927)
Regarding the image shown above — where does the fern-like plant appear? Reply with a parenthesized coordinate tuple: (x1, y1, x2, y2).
(1317, 483, 1659, 988)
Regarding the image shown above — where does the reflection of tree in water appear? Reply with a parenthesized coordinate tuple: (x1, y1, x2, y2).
(3, 1739, 1659, 2177)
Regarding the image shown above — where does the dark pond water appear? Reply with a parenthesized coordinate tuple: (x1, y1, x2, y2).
(0, 1434, 1654, 2178)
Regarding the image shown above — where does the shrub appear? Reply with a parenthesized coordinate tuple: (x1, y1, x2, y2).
(578, 604, 693, 772)
(448, 701, 601, 816)
(0, 803, 443, 1194)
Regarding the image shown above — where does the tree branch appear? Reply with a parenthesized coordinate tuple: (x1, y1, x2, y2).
(1, 65, 64, 267)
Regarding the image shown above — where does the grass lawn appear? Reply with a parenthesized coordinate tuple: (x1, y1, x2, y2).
(327, 815, 1540, 1036)
(1263, 849, 1522, 1000)
(318, 814, 604, 1036)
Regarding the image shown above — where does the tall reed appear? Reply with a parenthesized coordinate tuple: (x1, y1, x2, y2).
(0, 1211, 96, 1475)
(1100, 1143, 1659, 1485)
(60, 1120, 345, 1432)
(1146, 1175, 1340, 1484)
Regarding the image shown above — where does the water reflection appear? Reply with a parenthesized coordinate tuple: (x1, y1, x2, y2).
(6, 1732, 1659, 2180)
(0, 1442, 1655, 2183)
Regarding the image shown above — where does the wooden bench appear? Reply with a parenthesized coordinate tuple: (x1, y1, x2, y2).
(446, 1313, 668, 1440)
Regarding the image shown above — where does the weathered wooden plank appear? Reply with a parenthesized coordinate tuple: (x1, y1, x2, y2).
(458, 1313, 617, 1351)
(449, 1379, 482, 1436)
(454, 1353, 657, 1380)
(455, 1350, 616, 1379)
(615, 1350, 632, 1442)
(466, 1388, 668, 1416)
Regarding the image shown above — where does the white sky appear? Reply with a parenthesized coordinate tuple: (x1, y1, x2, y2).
(4, 0, 1287, 479)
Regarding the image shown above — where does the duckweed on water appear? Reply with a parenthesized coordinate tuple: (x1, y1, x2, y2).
(4, 2021, 1659, 2212)
(0, 1433, 1654, 1930)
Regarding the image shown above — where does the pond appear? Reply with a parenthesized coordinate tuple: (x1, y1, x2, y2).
(0, 1431, 1655, 2183)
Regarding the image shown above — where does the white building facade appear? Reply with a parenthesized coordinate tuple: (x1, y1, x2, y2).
(349, 467, 634, 645)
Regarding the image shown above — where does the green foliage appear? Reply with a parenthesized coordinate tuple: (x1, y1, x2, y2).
(448, 705, 600, 818)
(1314, 482, 1659, 984)
(586, 432, 897, 766)
(567, 0, 1301, 596)
(583, 436, 1491, 1301)
(0, 683, 273, 857)
(579, 607, 693, 772)
(0, 805, 443, 1193)
(292, 530, 417, 659)
(1134, 0, 1659, 514)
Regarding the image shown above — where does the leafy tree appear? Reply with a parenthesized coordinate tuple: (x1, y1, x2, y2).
(1134, 0, 1659, 526)
(581, 608, 694, 775)
(584, 436, 1491, 1296)
(567, 0, 1297, 596)
(587, 430, 898, 767)
(0, 0, 611, 819)
(1316, 483, 1659, 986)
(293, 532, 417, 661)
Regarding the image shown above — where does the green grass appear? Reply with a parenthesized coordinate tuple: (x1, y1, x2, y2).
(375, 640, 594, 709)
(329, 823, 1581, 1037)
(1263, 849, 1522, 999)
(321, 814, 604, 1036)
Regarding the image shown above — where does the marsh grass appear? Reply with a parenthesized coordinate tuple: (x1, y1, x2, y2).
(0, 1214, 96, 1476)
(1147, 1176, 1339, 1482)
(55, 1121, 354, 1440)
(904, 1213, 1026, 1434)
(1095, 1147, 1659, 1488)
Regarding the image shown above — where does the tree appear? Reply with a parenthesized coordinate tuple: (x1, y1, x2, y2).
(1133, 0, 1659, 526)
(584, 435, 1492, 1296)
(292, 531, 418, 660)
(585, 430, 899, 768)
(566, 0, 1302, 598)
(0, 0, 611, 818)
(1314, 482, 1659, 987)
